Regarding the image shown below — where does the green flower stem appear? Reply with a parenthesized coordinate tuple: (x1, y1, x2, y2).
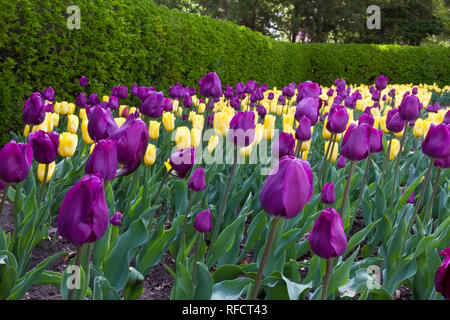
(318, 133, 336, 188)
(201, 99, 212, 145)
(381, 133, 393, 183)
(294, 141, 303, 158)
(390, 125, 410, 209)
(424, 167, 441, 227)
(179, 191, 195, 256)
(251, 218, 280, 300)
(61, 158, 68, 178)
(154, 168, 173, 204)
(38, 163, 50, 204)
(322, 258, 334, 300)
(0, 183, 10, 221)
(340, 161, 356, 218)
(207, 150, 238, 259)
(357, 154, 372, 207)
(323, 134, 338, 185)
(68, 245, 84, 301)
(189, 234, 202, 299)
(401, 158, 434, 253)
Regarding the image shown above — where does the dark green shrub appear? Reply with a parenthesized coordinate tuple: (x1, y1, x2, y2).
(0, 0, 449, 145)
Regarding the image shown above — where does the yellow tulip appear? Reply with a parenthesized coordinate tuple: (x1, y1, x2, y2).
(283, 114, 294, 129)
(119, 105, 127, 117)
(263, 115, 276, 140)
(324, 140, 339, 162)
(276, 105, 283, 116)
(52, 113, 60, 128)
(60, 101, 70, 115)
(214, 112, 230, 137)
(192, 115, 204, 131)
(191, 128, 201, 147)
(148, 121, 161, 140)
(115, 117, 126, 128)
(379, 116, 389, 134)
(81, 119, 93, 145)
(164, 158, 171, 172)
(301, 138, 311, 152)
(175, 126, 191, 149)
(67, 114, 79, 134)
(373, 116, 380, 130)
(390, 139, 400, 161)
(79, 108, 88, 121)
(394, 128, 404, 138)
(173, 100, 179, 112)
(423, 120, 432, 138)
(129, 107, 137, 115)
(162, 112, 175, 132)
(207, 135, 219, 154)
(322, 118, 332, 140)
(255, 123, 264, 145)
(302, 148, 309, 161)
(188, 111, 196, 122)
(240, 143, 253, 157)
(59, 132, 78, 157)
(413, 119, 424, 137)
(32, 113, 53, 133)
(144, 144, 156, 166)
(54, 102, 61, 114)
(198, 102, 206, 114)
(24, 125, 30, 138)
(37, 162, 56, 183)
(103, 95, 109, 102)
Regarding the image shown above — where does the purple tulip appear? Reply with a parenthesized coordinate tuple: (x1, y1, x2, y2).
(57, 174, 108, 246)
(422, 123, 450, 159)
(308, 208, 347, 259)
(259, 156, 313, 219)
(22, 92, 45, 125)
(295, 116, 312, 142)
(42, 88, 55, 101)
(386, 109, 406, 133)
(272, 132, 295, 159)
(111, 86, 120, 98)
(87, 105, 118, 142)
(412, 87, 418, 95)
(321, 183, 336, 204)
(245, 80, 258, 94)
(230, 97, 241, 111)
(76, 93, 87, 107)
(163, 98, 173, 112)
(0, 141, 33, 184)
(194, 209, 212, 233)
(358, 113, 375, 127)
(443, 110, 450, 125)
(427, 102, 441, 113)
(327, 105, 349, 134)
(375, 75, 388, 91)
(256, 104, 266, 120)
(109, 114, 148, 176)
(183, 93, 193, 109)
(140, 91, 165, 118)
(228, 111, 256, 147)
(369, 127, 384, 154)
(188, 168, 206, 192)
(224, 85, 234, 100)
(28, 130, 59, 164)
(85, 139, 118, 181)
(169, 147, 195, 178)
(137, 86, 148, 100)
(278, 95, 286, 105)
(260, 83, 269, 92)
(110, 212, 123, 226)
(119, 85, 128, 100)
(282, 83, 296, 98)
(108, 96, 120, 110)
(199, 73, 222, 98)
(401, 187, 415, 204)
(435, 248, 450, 300)
(341, 123, 370, 162)
(79, 76, 88, 87)
(300, 81, 321, 98)
(295, 96, 320, 125)
(88, 93, 100, 106)
(399, 95, 420, 121)
(235, 82, 245, 96)
(268, 92, 275, 100)
(337, 155, 346, 168)
(43, 101, 53, 113)
(131, 83, 138, 97)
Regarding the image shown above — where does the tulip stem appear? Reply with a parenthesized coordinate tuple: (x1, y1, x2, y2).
(179, 191, 195, 257)
(381, 134, 393, 183)
(38, 164, 49, 204)
(323, 135, 338, 184)
(61, 158, 68, 179)
(357, 154, 371, 207)
(390, 125, 409, 210)
(82, 243, 93, 299)
(0, 183, 10, 222)
(322, 258, 334, 300)
(189, 234, 202, 299)
(424, 167, 441, 228)
(318, 134, 336, 188)
(401, 159, 434, 254)
(340, 161, 356, 219)
(154, 168, 173, 205)
(68, 245, 84, 300)
(207, 150, 238, 259)
(294, 141, 303, 158)
(251, 218, 280, 300)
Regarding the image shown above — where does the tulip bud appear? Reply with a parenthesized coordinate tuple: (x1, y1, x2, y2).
(175, 126, 191, 150)
(263, 115, 276, 140)
(148, 121, 160, 140)
(67, 114, 79, 134)
(295, 116, 312, 142)
(22, 92, 45, 125)
(434, 248, 450, 300)
(87, 106, 119, 142)
(337, 155, 346, 168)
(271, 132, 295, 159)
(110, 212, 123, 226)
(0, 141, 33, 184)
(421, 123, 450, 159)
(375, 75, 388, 91)
(58, 132, 78, 158)
(194, 209, 212, 233)
(162, 112, 175, 132)
(188, 168, 206, 192)
(341, 123, 370, 162)
(144, 144, 156, 166)
(327, 105, 349, 133)
(169, 147, 195, 178)
(85, 139, 118, 181)
(308, 208, 347, 259)
(413, 119, 425, 137)
(386, 109, 405, 133)
(228, 111, 256, 147)
(81, 119, 94, 145)
(199, 73, 222, 98)
(401, 187, 415, 204)
(37, 161, 56, 183)
(207, 136, 219, 154)
(57, 174, 108, 246)
(259, 156, 313, 219)
(390, 139, 401, 161)
(140, 91, 165, 118)
(79, 76, 88, 87)
(321, 183, 336, 204)
(191, 128, 201, 148)
(369, 127, 384, 154)
(28, 130, 59, 164)
(295, 97, 320, 126)
(399, 95, 420, 121)
(214, 112, 230, 137)
(88, 93, 100, 106)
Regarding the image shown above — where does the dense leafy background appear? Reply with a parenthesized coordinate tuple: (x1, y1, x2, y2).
(0, 0, 449, 145)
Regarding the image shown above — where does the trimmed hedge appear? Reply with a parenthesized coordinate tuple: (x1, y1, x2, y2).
(0, 0, 449, 145)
